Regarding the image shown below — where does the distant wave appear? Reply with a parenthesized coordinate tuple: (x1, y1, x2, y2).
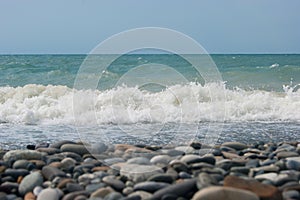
(0, 83, 299, 125)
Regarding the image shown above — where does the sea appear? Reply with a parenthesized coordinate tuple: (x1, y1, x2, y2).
(0, 54, 299, 149)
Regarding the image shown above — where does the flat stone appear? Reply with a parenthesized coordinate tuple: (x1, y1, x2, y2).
(222, 142, 248, 151)
(66, 183, 84, 192)
(37, 188, 61, 200)
(102, 176, 125, 191)
(224, 175, 282, 200)
(276, 151, 299, 159)
(0, 182, 19, 194)
(60, 144, 89, 156)
(85, 183, 106, 193)
(152, 179, 197, 199)
(91, 187, 114, 198)
(254, 172, 278, 182)
(49, 140, 76, 149)
(175, 146, 196, 154)
(147, 174, 174, 184)
(180, 155, 202, 164)
(60, 157, 76, 171)
(3, 150, 45, 162)
(120, 164, 163, 182)
(128, 191, 152, 200)
(192, 186, 259, 200)
(150, 155, 172, 165)
(127, 157, 151, 165)
(4, 169, 29, 179)
(19, 172, 44, 196)
(286, 157, 300, 171)
(42, 166, 66, 181)
(104, 192, 123, 200)
(62, 191, 89, 200)
(134, 181, 170, 193)
(36, 148, 61, 155)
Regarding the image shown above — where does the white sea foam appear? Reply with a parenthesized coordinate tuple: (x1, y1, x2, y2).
(0, 83, 299, 125)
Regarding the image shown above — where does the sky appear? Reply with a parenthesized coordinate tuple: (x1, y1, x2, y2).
(0, 0, 300, 54)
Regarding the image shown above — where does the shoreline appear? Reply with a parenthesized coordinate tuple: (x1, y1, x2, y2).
(0, 140, 299, 200)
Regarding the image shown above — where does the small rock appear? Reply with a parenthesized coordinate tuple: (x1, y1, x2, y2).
(192, 186, 259, 200)
(147, 174, 174, 184)
(120, 164, 163, 182)
(91, 187, 114, 198)
(37, 188, 61, 200)
(128, 191, 152, 200)
(19, 172, 44, 196)
(134, 181, 170, 193)
(102, 176, 125, 191)
(3, 150, 45, 162)
(42, 166, 66, 181)
(224, 175, 282, 200)
(276, 151, 299, 159)
(127, 157, 151, 165)
(152, 179, 197, 199)
(222, 142, 248, 151)
(24, 192, 35, 200)
(282, 190, 300, 199)
(150, 155, 172, 165)
(60, 144, 89, 156)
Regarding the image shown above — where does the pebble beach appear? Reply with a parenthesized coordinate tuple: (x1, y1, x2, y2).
(0, 140, 300, 200)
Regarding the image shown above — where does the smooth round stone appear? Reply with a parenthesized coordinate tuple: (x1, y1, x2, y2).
(90, 143, 108, 154)
(12, 160, 31, 169)
(91, 187, 114, 198)
(127, 157, 151, 165)
(179, 171, 192, 179)
(3, 150, 45, 162)
(103, 192, 123, 200)
(49, 140, 76, 149)
(120, 164, 163, 182)
(0, 182, 19, 194)
(192, 186, 259, 200)
(123, 187, 134, 195)
(147, 174, 174, 184)
(37, 188, 61, 200)
(150, 155, 172, 165)
(282, 190, 300, 199)
(60, 158, 76, 171)
(180, 155, 201, 164)
(61, 144, 89, 156)
(159, 149, 184, 157)
(197, 172, 217, 190)
(286, 157, 300, 170)
(190, 142, 202, 149)
(4, 169, 29, 179)
(134, 181, 170, 193)
(276, 151, 299, 159)
(128, 191, 152, 200)
(42, 166, 66, 181)
(230, 166, 250, 174)
(33, 186, 43, 196)
(222, 142, 248, 151)
(254, 172, 278, 182)
(85, 183, 106, 193)
(175, 146, 196, 154)
(152, 179, 197, 199)
(19, 171, 44, 196)
(62, 191, 89, 200)
(102, 176, 125, 191)
(66, 183, 84, 192)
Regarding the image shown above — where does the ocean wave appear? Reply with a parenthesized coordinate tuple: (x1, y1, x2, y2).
(0, 83, 299, 125)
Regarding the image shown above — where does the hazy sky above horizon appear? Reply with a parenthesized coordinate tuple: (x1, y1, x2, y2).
(0, 0, 299, 54)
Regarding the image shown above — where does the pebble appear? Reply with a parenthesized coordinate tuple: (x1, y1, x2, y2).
(133, 181, 170, 193)
(192, 186, 259, 200)
(222, 142, 248, 151)
(3, 150, 45, 162)
(224, 175, 282, 200)
(102, 176, 125, 191)
(152, 179, 197, 199)
(42, 166, 66, 181)
(18, 171, 44, 196)
(37, 188, 61, 200)
(120, 164, 163, 182)
(60, 144, 89, 156)
(1, 140, 300, 200)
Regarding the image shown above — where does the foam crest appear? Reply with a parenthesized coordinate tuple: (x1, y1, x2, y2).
(0, 83, 299, 125)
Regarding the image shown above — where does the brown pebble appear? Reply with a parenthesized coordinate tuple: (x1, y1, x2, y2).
(92, 166, 110, 172)
(57, 178, 75, 189)
(17, 176, 23, 184)
(224, 175, 282, 200)
(24, 192, 36, 200)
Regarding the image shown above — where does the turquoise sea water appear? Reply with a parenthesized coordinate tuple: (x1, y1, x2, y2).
(0, 54, 299, 149)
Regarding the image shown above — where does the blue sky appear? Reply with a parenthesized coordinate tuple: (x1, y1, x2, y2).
(0, 0, 299, 54)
